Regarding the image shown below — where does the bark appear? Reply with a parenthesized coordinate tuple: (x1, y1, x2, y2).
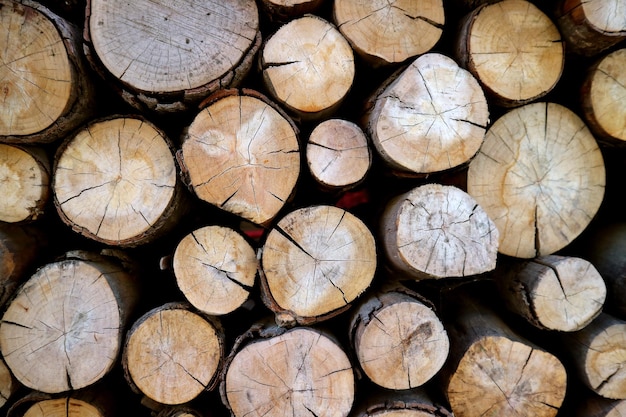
(379, 183, 499, 280)
(260, 14, 355, 121)
(333, 0, 444, 67)
(83, 0, 261, 113)
(306, 118, 371, 192)
(496, 255, 606, 332)
(52, 115, 187, 247)
(178, 89, 300, 227)
(0, 0, 96, 144)
(455, 0, 564, 107)
(122, 302, 224, 406)
(0, 250, 140, 393)
(258, 0, 325, 23)
(172, 225, 257, 316)
(220, 322, 355, 417)
(467, 102, 606, 258)
(349, 388, 453, 417)
(260, 204, 377, 326)
(362, 53, 489, 176)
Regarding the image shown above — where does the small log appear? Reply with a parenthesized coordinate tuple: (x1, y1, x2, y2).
(260, 14, 355, 121)
(349, 388, 453, 417)
(467, 102, 606, 259)
(306, 118, 371, 192)
(560, 313, 626, 400)
(0, 144, 50, 223)
(0, 250, 140, 393)
(455, 0, 564, 107)
(580, 48, 626, 146)
(122, 302, 224, 406)
(0, 0, 96, 144)
(555, 0, 626, 57)
(52, 115, 186, 247)
(172, 225, 257, 316)
(258, 0, 325, 23)
(178, 89, 300, 227)
(260, 204, 377, 326)
(0, 356, 19, 411)
(6, 386, 119, 417)
(573, 394, 626, 417)
(83, 0, 261, 113)
(333, 0, 445, 67)
(156, 405, 208, 417)
(348, 285, 449, 390)
(362, 53, 489, 176)
(442, 297, 567, 417)
(220, 323, 355, 417)
(496, 255, 606, 332)
(379, 183, 499, 280)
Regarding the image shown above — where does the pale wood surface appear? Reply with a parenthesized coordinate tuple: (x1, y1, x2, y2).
(260, 205, 376, 326)
(22, 398, 103, 417)
(363, 53, 489, 175)
(467, 102, 605, 258)
(179, 90, 300, 226)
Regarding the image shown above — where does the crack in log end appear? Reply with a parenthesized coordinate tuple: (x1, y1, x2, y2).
(274, 225, 314, 259)
(533, 204, 540, 258)
(261, 61, 299, 71)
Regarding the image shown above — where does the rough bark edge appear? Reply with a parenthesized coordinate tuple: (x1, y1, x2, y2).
(351, 389, 454, 417)
(258, 0, 325, 24)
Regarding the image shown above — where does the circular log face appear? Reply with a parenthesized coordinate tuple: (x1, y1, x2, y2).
(53, 117, 176, 245)
(583, 0, 626, 34)
(224, 327, 354, 417)
(0, 144, 49, 223)
(125, 306, 223, 405)
(173, 225, 257, 315)
(0, 0, 72, 136)
(467, 102, 605, 258)
(88, 0, 259, 93)
(0, 259, 126, 393)
(23, 398, 102, 417)
(261, 205, 377, 321)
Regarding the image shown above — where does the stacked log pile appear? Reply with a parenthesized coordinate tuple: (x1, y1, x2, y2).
(1, 0, 626, 416)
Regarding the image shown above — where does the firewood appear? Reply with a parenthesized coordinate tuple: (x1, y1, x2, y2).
(580, 48, 626, 146)
(83, 0, 261, 113)
(172, 225, 257, 316)
(362, 53, 489, 176)
(349, 388, 453, 417)
(332, 0, 445, 67)
(555, 0, 626, 57)
(0, 356, 19, 411)
(560, 313, 626, 400)
(122, 302, 224, 406)
(258, 0, 324, 23)
(5, 387, 119, 417)
(260, 14, 355, 121)
(0, 144, 50, 223)
(496, 255, 606, 332)
(0, 250, 140, 394)
(441, 297, 567, 417)
(156, 406, 208, 417)
(348, 285, 449, 390)
(455, 0, 564, 107)
(52, 115, 186, 247)
(306, 118, 371, 192)
(379, 183, 499, 280)
(220, 322, 355, 417)
(178, 89, 300, 227)
(0, 0, 96, 144)
(573, 394, 626, 417)
(467, 102, 606, 259)
(259, 204, 377, 326)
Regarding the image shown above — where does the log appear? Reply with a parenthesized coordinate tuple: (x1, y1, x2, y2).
(455, 0, 564, 107)
(122, 302, 224, 406)
(348, 285, 449, 390)
(172, 225, 257, 316)
(306, 118, 371, 192)
(0, 356, 19, 411)
(573, 394, 626, 417)
(554, 0, 626, 57)
(379, 183, 499, 280)
(467, 102, 606, 259)
(580, 48, 626, 146)
(0, 144, 50, 223)
(178, 89, 300, 227)
(496, 255, 606, 332)
(0, 0, 96, 144)
(260, 14, 355, 121)
(0, 250, 140, 393)
(441, 296, 567, 417)
(220, 322, 355, 417)
(349, 388, 453, 417)
(83, 0, 261, 113)
(332, 0, 445, 67)
(259, 204, 377, 326)
(5, 386, 119, 417)
(362, 52, 489, 176)
(52, 115, 186, 247)
(258, 0, 324, 23)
